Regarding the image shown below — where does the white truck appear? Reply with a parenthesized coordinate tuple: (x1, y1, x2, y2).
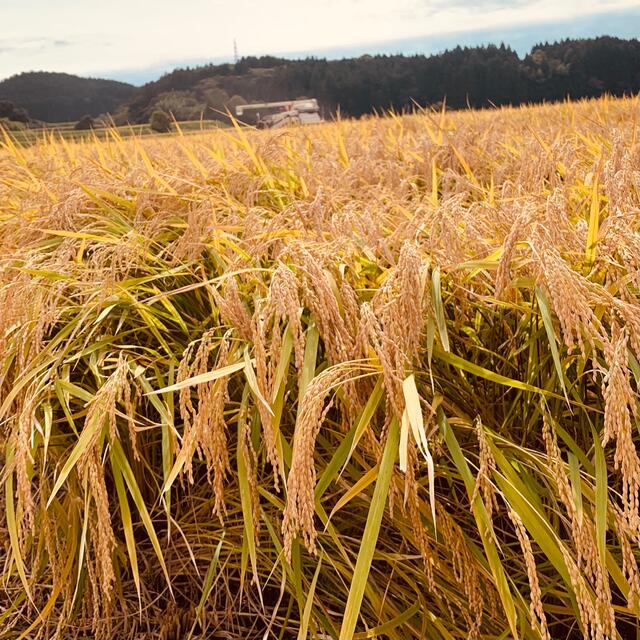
(235, 99, 323, 128)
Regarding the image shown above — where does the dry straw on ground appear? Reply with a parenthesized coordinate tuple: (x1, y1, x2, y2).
(1, 96, 640, 639)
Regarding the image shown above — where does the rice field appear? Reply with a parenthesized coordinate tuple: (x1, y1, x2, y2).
(5, 118, 225, 147)
(1, 96, 640, 639)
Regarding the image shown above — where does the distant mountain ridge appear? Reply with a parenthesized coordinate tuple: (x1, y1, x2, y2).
(122, 36, 640, 123)
(1, 36, 639, 124)
(0, 72, 135, 122)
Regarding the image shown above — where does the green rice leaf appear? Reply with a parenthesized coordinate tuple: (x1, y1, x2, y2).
(339, 416, 400, 640)
(431, 267, 450, 352)
(297, 552, 323, 640)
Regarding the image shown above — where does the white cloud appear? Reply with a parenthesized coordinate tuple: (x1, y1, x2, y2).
(0, 0, 639, 80)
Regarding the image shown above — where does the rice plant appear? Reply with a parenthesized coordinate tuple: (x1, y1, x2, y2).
(1, 96, 640, 639)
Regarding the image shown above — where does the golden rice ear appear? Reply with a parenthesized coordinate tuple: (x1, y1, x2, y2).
(614, 509, 640, 612)
(210, 278, 253, 340)
(507, 508, 551, 640)
(495, 206, 532, 300)
(471, 416, 497, 519)
(268, 262, 305, 371)
(602, 325, 640, 532)
(283, 364, 356, 558)
(174, 332, 231, 518)
(437, 507, 493, 639)
(543, 413, 617, 638)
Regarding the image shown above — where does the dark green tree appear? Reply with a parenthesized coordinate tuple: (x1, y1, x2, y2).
(149, 109, 172, 133)
(74, 115, 95, 130)
(0, 100, 29, 123)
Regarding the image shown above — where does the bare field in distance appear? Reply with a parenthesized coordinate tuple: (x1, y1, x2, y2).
(1, 96, 640, 640)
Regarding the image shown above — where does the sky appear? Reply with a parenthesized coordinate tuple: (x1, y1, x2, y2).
(1, 0, 639, 84)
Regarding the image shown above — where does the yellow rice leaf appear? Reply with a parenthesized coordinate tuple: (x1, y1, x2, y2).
(402, 374, 436, 530)
(585, 169, 600, 268)
(147, 359, 245, 395)
(399, 410, 410, 473)
(243, 346, 275, 417)
(431, 158, 438, 206)
(336, 126, 350, 168)
(5, 443, 32, 602)
(328, 465, 379, 521)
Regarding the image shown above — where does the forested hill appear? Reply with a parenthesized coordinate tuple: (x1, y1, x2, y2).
(2, 36, 639, 124)
(0, 72, 135, 122)
(123, 36, 640, 123)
